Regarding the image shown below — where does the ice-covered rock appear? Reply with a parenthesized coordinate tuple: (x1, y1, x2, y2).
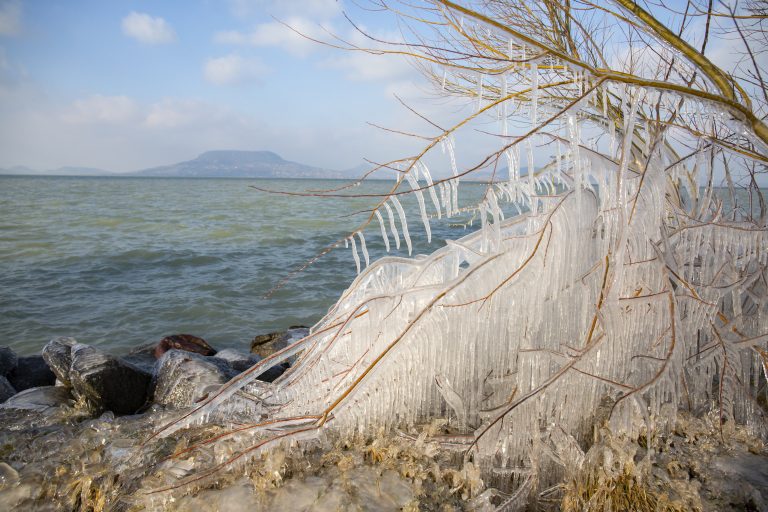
(7, 355, 55, 391)
(705, 453, 768, 511)
(0, 346, 17, 377)
(122, 342, 159, 374)
(211, 348, 261, 373)
(152, 350, 238, 408)
(68, 344, 152, 414)
(0, 376, 15, 403)
(0, 386, 72, 430)
(41, 336, 78, 386)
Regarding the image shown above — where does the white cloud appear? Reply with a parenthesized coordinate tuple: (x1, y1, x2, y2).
(319, 30, 414, 81)
(322, 50, 413, 81)
(203, 54, 269, 85)
(228, 0, 341, 20)
(0, 0, 21, 36)
(63, 95, 139, 124)
(215, 17, 329, 57)
(145, 99, 200, 129)
(121, 12, 176, 45)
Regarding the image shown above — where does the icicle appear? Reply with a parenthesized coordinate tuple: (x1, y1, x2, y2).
(357, 231, 369, 267)
(406, 166, 432, 243)
(419, 162, 442, 219)
(487, 189, 502, 252)
(609, 118, 616, 158)
(350, 235, 361, 274)
(477, 74, 484, 110)
(441, 70, 447, 91)
(439, 181, 448, 217)
(443, 136, 459, 177)
(390, 196, 412, 255)
(374, 209, 390, 252)
(530, 62, 539, 125)
(442, 136, 460, 212)
(506, 147, 517, 183)
(451, 179, 459, 216)
(479, 201, 489, 253)
(383, 202, 401, 250)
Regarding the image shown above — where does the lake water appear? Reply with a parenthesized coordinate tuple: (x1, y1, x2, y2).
(0, 176, 488, 355)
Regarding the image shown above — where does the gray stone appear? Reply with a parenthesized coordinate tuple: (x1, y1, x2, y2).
(41, 337, 78, 386)
(122, 342, 159, 374)
(7, 355, 55, 391)
(0, 386, 72, 431)
(68, 344, 152, 415)
(0, 346, 17, 377)
(0, 375, 16, 403)
(152, 350, 238, 408)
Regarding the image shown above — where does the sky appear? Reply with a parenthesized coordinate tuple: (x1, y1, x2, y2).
(0, 0, 761, 181)
(0, 0, 446, 173)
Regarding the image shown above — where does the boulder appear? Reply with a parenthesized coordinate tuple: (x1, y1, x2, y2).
(0, 386, 73, 431)
(0, 346, 17, 377)
(154, 334, 216, 359)
(68, 344, 152, 415)
(250, 326, 309, 358)
(152, 350, 238, 408)
(7, 355, 55, 391)
(0, 376, 16, 403)
(41, 337, 78, 386)
(122, 342, 159, 374)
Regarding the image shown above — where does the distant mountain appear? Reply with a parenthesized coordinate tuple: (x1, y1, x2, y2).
(132, 150, 353, 179)
(0, 165, 111, 176)
(2, 150, 471, 180)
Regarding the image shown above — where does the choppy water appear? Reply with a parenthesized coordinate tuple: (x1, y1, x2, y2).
(1, 176, 487, 355)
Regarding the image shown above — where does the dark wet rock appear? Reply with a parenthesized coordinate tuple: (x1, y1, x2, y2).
(7, 355, 56, 391)
(0, 376, 15, 403)
(68, 344, 152, 415)
(250, 326, 309, 358)
(0, 386, 73, 431)
(154, 334, 216, 359)
(210, 349, 288, 381)
(258, 363, 291, 383)
(0, 346, 17, 377)
(152, 350, 239, 408)
(41, 337, 78, 386)
(212, 349, 262, 373)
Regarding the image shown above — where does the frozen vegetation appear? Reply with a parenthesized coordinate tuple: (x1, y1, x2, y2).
(1, 1, 768, 510)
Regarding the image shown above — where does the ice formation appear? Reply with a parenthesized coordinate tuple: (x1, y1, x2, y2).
(132, 2, 768, 507)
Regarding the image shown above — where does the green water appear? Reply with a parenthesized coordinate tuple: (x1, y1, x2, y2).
(0, 176, 486, 355)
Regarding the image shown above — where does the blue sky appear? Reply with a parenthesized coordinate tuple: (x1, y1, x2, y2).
(0, 0, 759, 183)
(0, 0, 440, 172)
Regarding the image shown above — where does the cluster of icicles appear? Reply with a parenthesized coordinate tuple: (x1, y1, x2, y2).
(134, 71, 768, 506)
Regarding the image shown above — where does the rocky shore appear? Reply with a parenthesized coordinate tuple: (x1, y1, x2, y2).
(0, 327, 308, 428)
(1, 330, 767, 511)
